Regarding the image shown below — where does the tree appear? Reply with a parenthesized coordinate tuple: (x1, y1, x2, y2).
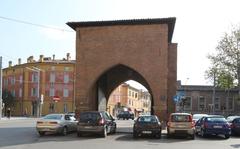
(206, 26, 240, 91)
(2, 89, 15, 115)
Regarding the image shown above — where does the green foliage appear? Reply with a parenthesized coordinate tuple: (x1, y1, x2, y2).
(206, 25, 240, 89)
(2, 89, 15, 108)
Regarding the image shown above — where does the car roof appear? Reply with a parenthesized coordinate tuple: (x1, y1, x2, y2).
(170, 113, 192, 116)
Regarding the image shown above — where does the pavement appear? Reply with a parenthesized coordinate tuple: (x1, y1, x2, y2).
(0, 116, 32, 121)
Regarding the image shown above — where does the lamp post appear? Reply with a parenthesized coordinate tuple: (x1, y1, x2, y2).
(0, 56, 2, 120)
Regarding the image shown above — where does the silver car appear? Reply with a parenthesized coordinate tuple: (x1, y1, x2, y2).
(167, 113, 195, 139)
(36, 113, 77, 136)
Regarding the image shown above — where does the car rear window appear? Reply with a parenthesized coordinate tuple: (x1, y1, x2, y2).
(206, 117, 226, 123)
(79, 112, 101, 122)
(138, 116, 157, 122)
(44, 114, 62, 120)
(171, 115, 191, 122)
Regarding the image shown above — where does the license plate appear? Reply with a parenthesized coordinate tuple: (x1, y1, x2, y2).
(42, 128, 50, 131)
(142, 131, 152, 134)
(84, 126, 92, 129)
(213, 125, 222, 128)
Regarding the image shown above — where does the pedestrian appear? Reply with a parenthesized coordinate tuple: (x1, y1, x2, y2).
(7, 108, 11, 119)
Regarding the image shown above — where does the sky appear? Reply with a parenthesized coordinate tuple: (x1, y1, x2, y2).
(1, 0, 240, 90)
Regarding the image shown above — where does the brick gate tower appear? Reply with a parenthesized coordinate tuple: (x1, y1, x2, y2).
(67, 17, 177, 120)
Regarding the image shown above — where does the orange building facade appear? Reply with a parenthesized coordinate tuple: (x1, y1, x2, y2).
(2, 54, 75, 117)
(107, 83, 151, 117)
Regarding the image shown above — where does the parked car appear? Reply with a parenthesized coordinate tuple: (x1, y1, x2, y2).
(195, 115, 231, 139)
(167, 113, 195, 139)
(117, 111, 134, 120)
(226, 115, 240, 123)
(77, 111, 116, 137)
(192, 114, 208, 124)
(133, 115, 162, 138)
(229, 117, 240, 135)
(36, 113, 77, 136)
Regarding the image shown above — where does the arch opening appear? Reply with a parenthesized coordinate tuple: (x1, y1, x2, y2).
(91, 64, 154, 116)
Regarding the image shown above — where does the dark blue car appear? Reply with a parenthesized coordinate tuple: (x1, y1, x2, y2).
(195, 115, 231, 139)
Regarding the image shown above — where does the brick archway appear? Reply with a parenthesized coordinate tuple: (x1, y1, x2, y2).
(94, 64, 154, 113)
(67, 17, 177, 120)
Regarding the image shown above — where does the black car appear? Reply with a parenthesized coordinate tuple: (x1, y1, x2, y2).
(230, 117, 240, 135)
(133, 115, 162, 138)
(77, 111, 116, 137)
(117, 111, 134, 120)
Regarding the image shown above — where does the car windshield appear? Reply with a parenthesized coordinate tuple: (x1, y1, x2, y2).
(44, 114, 62, 120)
(79, 112, 101, 122)
(138, 116, 157, 122)
(193, 114, 207, 120)
(206, 117, 227, 123)
(234, 118, 240, 123)
(171, 115, 191, 122)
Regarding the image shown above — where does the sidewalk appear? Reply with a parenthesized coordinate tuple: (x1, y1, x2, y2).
(0, 116, 30, 121)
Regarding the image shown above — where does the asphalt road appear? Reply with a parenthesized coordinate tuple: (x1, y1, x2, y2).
(0, 119, 240, 149)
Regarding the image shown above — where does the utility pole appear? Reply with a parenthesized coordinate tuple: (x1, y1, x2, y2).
(0, 56, 2, 120)
(212, 71, 216, 114)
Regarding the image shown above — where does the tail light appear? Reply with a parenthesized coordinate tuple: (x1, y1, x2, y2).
(204, 122, 208, 128)
(167, 122, 171, 128)
(191, 122, 195, 128)
(98, 118, 105, 125)
(49, 122, 58, 124)
(37, 121, 43, 124)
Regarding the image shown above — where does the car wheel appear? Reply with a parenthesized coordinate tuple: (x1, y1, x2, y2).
(77, 132, 82, 137)
(225, 134, 230, 139)
(62, 127, 68, 136)
(38, 131, 45, 136)
(101, 126, 107, 137)
(190, 134, 195, 140)
(112, 127, 116, 134)
(200, 129, 206, 138)
(133, 131, 138, 138)
(156, 132, 161, 139)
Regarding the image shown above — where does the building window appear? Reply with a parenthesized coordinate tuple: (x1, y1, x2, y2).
(50, 73, 55, 83)
(49, 103, 55, 113)
(4, 78, 8, 86)
(64, 74, 69, 83)
(135, 93, 138, 98)
(31, 88, 37, 96)
(11, 76, 15, 85)
(19, 88, 22, 97)
(128, 99, 131, 105)
(129, 91, 131, 96)
(183, 96, 192, 111)
(198, 96, 205, 111)
(31, 73, 38, 83)
(19, 75, 23, 84)
(49, 88, 55, 97)
(12, 90, 15, 97)
(64, 67, 69, 71)
(51, 66, 55, 71)
(132, 92, 134, 97)
(214, 97, 220, 110)
(63, 89, 69, 97)
(228, 97, 234, 110)
(63, 103, 68, 113)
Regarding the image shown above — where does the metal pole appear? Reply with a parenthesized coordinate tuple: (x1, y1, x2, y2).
(0, 56, 2, 120)
(37, 70, 40, 117)
(212, 71, 216, 114)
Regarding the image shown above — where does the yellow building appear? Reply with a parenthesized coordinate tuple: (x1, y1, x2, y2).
(107, 83, 151, 117)
(2, 53, 75, 117)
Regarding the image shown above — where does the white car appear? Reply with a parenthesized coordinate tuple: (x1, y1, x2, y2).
(36, 113, 77, 136)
